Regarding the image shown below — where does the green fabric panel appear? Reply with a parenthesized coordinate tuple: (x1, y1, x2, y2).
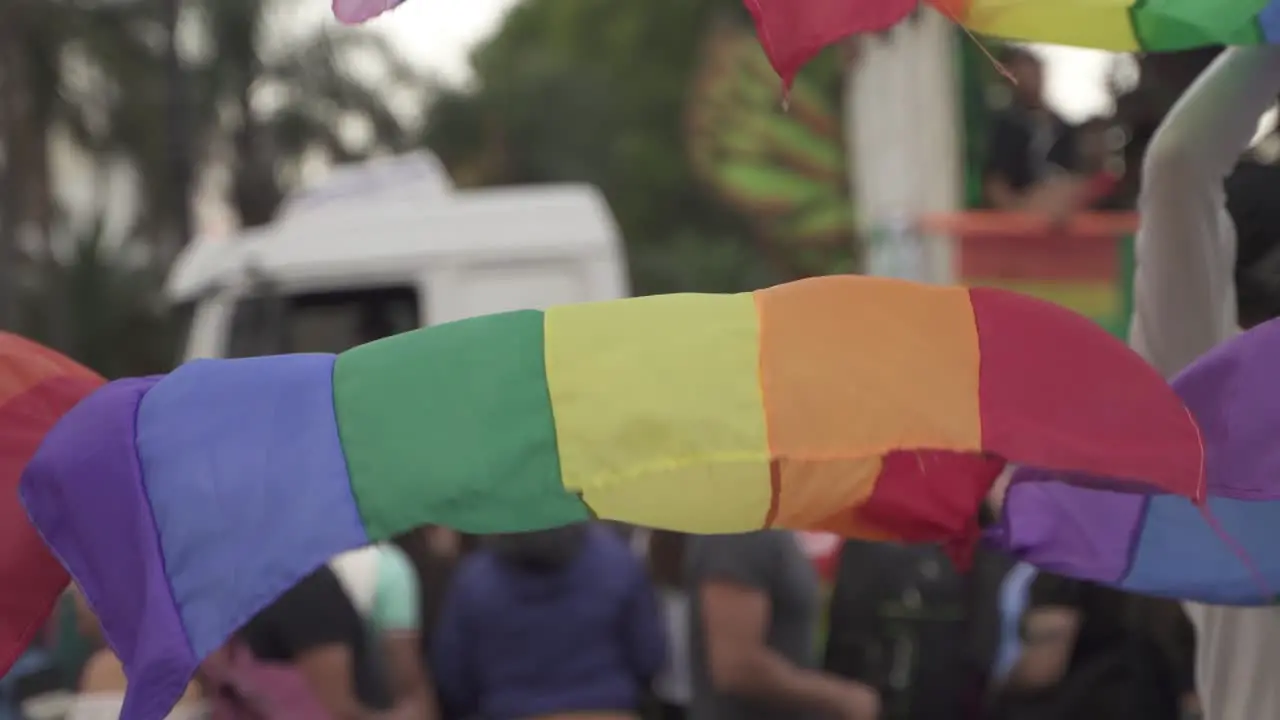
(333, 310, 590, 538)
(1131, 0, 1265, 48)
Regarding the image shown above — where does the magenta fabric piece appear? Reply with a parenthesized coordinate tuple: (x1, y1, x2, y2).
(20, 376, 196, 720)
(332, 0, 407, 24)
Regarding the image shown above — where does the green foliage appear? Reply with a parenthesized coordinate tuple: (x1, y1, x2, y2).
(423, 0, 855, 294)
(686, 22, 855, 274)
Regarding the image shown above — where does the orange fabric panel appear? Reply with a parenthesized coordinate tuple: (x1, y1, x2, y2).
(755, 276, 985, 521)
(769, 455, 883, 529)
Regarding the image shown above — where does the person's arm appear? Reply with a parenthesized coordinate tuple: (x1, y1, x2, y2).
(374, 547, 438, 720)
(1005, 573, 1081, 691)
(1132, 47, 1280, 375)
(695, 535, 878, 720)
(620, 558, 667, 684)
(268, 568, 381, 720)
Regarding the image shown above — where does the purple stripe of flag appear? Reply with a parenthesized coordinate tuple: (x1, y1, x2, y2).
(20, 376, 194, 720)
(990, 470, 1146, 584)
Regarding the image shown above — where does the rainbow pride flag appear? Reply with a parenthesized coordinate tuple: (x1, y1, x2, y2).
(4, 276, 1216, 719)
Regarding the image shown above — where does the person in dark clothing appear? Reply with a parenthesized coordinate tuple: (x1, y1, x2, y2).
(992, 573, 1196, 720)
(432, 523, 666, 720)
(824, 539, 1008, 720)
(239, 565, 394, 719)
(983, 46, 1080, 215)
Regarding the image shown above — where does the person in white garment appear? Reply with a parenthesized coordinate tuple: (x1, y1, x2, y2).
(1017, 47, 1280, 720)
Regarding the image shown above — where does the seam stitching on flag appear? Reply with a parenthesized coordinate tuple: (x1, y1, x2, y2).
(127, 380, 199, 675)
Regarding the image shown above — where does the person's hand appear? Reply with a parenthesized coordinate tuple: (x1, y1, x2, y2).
(836, 681, 880, 720)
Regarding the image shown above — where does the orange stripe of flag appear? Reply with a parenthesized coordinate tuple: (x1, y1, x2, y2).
(754, 276, 985, 531)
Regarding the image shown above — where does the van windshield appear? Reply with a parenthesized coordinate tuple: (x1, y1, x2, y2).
(228, 286, 420, 357)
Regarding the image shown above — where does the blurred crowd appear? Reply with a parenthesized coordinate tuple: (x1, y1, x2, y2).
(2, 518, 1197, 720)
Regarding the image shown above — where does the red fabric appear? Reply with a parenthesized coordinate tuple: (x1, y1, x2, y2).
(744, 0, 918, 84)
(846, 450, 1006, 571)
(968, 287, 1204, 500)
(0, 335, 102, 677)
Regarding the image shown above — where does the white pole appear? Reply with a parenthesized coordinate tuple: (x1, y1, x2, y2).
(846, 10, 962, 284)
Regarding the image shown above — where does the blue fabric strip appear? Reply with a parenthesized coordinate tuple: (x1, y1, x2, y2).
(1121, 494, 1280, 604)
(135, 355, 370, 661)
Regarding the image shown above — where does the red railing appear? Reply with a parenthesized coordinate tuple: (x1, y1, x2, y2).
(919, 211, 1138, 238)
(918, 211, 1139, 339)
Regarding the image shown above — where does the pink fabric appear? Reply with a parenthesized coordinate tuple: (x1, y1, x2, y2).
(201, 642, 331, 720)
(331, 0, 406, 24)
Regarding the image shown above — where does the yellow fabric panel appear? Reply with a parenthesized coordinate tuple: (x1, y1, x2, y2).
(543, 293, 773, 533)
(964, 0, 1141, 51)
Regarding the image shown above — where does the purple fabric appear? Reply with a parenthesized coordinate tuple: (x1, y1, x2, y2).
(135, 355, 369, 661)
(990, 471, 1146, 583)
(1171, 317, 1280, 499)
(19, 377, 195, 720)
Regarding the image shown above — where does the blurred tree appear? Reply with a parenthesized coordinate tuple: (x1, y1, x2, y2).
(21, 213, 179, 377)
(0, 0, 157, 342)
(191, 0, 424, 229)
(685, 20, 856, 277)
(97, 0, 425, 245)
(2, 0, 423, 370)
(423, 0, 830, 294)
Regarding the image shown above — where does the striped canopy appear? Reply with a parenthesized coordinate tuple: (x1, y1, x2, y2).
(745, 0, 1275, 83)
(8, 275, 1206, 720)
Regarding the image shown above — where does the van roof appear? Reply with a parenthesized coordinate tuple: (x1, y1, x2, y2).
(166, 183, 623, 301)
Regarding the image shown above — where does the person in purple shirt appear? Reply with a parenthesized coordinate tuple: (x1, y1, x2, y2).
(431, 523, 666, 720)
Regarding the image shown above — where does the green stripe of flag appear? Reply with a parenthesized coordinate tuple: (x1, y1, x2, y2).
(332, 310, 590, 539)
(1130, 0, 1265, 48)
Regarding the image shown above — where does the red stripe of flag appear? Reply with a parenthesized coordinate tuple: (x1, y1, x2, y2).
(744, 0, 918, 84)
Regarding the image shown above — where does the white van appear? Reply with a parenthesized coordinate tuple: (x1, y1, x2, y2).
(166, 177, 629, 360)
